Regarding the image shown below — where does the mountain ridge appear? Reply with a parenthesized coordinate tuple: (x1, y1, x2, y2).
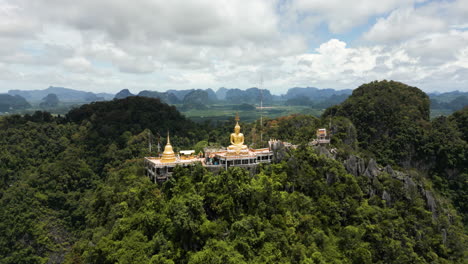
(8, 86, 114, 102)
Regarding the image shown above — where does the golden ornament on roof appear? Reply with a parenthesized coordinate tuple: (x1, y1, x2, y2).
(161, 131, 176, 163)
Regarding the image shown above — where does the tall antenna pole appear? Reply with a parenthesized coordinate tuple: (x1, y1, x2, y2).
(157, 133, 161, 155)
(260, 73, 264, 145)
(148, 130, 152, 153)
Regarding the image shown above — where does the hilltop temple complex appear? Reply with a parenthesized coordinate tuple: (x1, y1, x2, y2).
(144, 113, 330, 182)
(144, 114, 274, 182)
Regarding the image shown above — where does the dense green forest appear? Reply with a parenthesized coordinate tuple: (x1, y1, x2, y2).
(0, 81, 466, 263)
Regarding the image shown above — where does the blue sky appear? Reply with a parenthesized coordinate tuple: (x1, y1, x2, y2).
(0, 0, 467, 94)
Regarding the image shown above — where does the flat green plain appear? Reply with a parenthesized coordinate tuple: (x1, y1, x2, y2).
(178, 104, 324, 123)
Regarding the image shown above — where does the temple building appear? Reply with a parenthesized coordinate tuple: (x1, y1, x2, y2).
(144, 132, 204, 182)
(311, 128, 331, 145)
(144, 113, 274, 182)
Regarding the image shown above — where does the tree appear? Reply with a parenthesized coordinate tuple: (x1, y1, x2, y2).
(189, 240, 246, 264)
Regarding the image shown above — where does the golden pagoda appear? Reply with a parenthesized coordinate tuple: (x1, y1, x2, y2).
(161, 132, 176, 163)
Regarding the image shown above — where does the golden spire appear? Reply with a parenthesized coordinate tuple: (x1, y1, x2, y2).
(235, 112, 240, 130)
(161, 131, 176, 163)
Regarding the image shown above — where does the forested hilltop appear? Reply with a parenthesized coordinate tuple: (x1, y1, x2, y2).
(0, 81, 466, 263)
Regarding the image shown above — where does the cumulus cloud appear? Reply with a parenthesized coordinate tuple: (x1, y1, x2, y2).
(19, 0, 281, 46)
(289, 0, 424, 33)
(0, 0, 307, 82)
(275, 39, 382, 88)
(0, 0, 467, 93)
(403, 30, 468, 65)
(0, 1, 37, 37)
(364, 7, 446, 43)
(266, 32, 468, 92)
(62, 57, 92, 73)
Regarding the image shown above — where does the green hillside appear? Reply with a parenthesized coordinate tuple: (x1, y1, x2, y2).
(0, 83, 466, 263)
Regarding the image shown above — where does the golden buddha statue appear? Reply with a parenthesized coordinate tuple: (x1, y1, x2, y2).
(161, 132, 176, 163)
(228, 113, 248, 154)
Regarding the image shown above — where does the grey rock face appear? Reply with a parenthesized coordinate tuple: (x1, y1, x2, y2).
(382, 190, 392, 205)
(344, 155, 368, 176)
(357, 159, 366, 176)
(425, 190, 437, 219)
(341, 154, 446, 224)
(393, 171, 406, 180)
(384, 165, 396, 177)
(403, 176, 418, 200)
(404, 176, 416, 190)
(316, 146, 332, 158)
(344, 155, 360, 176)
(270, 141, 287, 162)
(344, 155, 358, 176)
(364, 159, 380, 178)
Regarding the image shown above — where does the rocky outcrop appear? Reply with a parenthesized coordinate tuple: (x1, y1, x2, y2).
(363, 159, 380, 178)
(382, 190, 391, 206)
(384, 165, 395, 177)
(342, 155, 440, 220)
(344, 155, 366, 177)
(316, 146, 333, 158)
(269, 140, 288, 163)
(424, 190, 437, 219)
(404, 176, 417, 191)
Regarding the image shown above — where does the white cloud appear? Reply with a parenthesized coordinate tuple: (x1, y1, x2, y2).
(364, 7, 446, 43)
(290, 0, 423, 33)
(19, 0, 280, 46)
(278, 39, 382, 87)
(62, 57, 92, 73)
(0, 0, 308, 87)
(267, 33, 468, 92)
(403, 30, 468, 65)
(0, 0, 467, 94)
(0, 1, 36, 37)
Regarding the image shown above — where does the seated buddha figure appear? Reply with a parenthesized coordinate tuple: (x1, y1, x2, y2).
(228, 122, 248, 154)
